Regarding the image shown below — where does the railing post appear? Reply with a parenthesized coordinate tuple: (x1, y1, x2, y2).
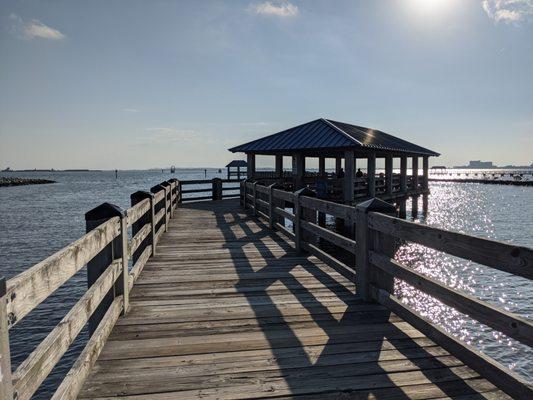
(178, 181, 183, 204)
(0, 277, 13, 400)
(355, 198, 397, 301)
(241, 179, 247, 208)
(151, 184, 167, 233)
(130, 191, 155, 260)
(294, 190, 302, 254)
(212, 178, 223, 201)
(268, 183, 277, 229)
(252, 182, 258, 216)
(294, 188, 315, 254)
(167, 179, 179, 214)
(85, 203, 126, 333)
(160, 181, 171, 223)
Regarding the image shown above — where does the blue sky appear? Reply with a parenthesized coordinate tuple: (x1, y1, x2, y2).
(1, 0, 532, 169)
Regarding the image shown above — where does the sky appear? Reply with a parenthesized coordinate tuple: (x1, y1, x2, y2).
(1, 0, 532, 169)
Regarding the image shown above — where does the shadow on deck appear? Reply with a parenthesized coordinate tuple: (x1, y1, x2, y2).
(78, 199, 505, 399)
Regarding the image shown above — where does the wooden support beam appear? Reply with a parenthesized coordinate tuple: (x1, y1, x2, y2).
(293, 154, 305, 189)
(247, 153, 256, 179)
(422, 155, 429, 190)
(130, 191, 155, 263)
(367, 152, 376, 197)
(275, 155, 283, 183)
(344, 151, 355, 205)
(412, 156, 419, 190)
(385, 155, 393, 195)
(212, 178, 222, 201)
(318, 157, 325, 177)
(335, 157, 342, 174)
(400, 155, 407, 193)
(0, 278, 13, 400)
(355, 198, 397, 301)
(84, 203, 126, 335)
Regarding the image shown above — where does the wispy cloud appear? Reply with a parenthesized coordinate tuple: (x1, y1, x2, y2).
(248, 1, 298, 17)
(482, 0, 533, 23)
(123, 108, 140, 113)
(9, 14, 65, 40)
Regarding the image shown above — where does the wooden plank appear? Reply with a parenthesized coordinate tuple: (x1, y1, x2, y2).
(370, 251, 533, 347)
(372, 287, 533, 400)
(301, 241, 355, 283)
(272, 188, 294, 202)
(0, 278, 13, 400)
(126, 198, 150, 228)
(273, 206, 294, 222)
(12, 260, 121, 400)
(154, 224, 165, 246)
(301, 220, 356, 253)
(254, 184, 269, 194)
(368, 212, 533, 280)
(154, 208, 165, 225)
(273, 222, 295, 239)
(51, 296, 123, 400)
(153, 190, 165, 203)
(299, 195, 355, 222)
(5, 217, 120, 327)
(129, 222, 151, 258)
(129, 246, 152, 290)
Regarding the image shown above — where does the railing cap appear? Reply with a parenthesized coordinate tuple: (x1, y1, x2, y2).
(150, 184, 165, 193)
(131, 190, 154, 202)
(0, 276, 6, 297)
(85, 202, 125, 221)
(294, 187, 315, 197)
(356, 197, 396, 215)
(160, 181, 171, 188)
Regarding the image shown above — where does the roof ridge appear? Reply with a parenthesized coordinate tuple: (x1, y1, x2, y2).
(228, 118, 323, 153)
(321, 118, 364, 147)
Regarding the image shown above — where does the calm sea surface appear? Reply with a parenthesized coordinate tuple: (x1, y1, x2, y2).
(0, 169, 531, 398)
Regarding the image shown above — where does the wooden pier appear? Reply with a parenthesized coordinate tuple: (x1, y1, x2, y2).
(1, 178, 532, 399)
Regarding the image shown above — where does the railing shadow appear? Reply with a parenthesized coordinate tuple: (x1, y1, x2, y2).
(176, 199, 489, 398)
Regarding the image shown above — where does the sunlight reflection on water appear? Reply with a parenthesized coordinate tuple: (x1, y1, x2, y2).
(395, 182, 532, 378)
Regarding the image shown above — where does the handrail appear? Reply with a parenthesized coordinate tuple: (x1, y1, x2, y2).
(241, 182, 533, 399)
(0, 178, 180, 400)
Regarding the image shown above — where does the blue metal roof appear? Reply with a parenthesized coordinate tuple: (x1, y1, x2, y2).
(225, 160, 247, 168)
(229, 118, 439, 156)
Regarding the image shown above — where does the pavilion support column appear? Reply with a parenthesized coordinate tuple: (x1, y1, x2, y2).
(412, 156, 419, 190)
(385, 155, 393, 196)
(237, 166, 241, 180)
(422, 156, 429, 190)
(318, 157, 325, 177)
(367, 152, 376, 197)
(226, 166, 230, 180)
(344, 151, 355, 205)
(400, 155, 407, 193)
(275, 155, 283, 183)
(292, 153, 305, 189)
(335, 157, 342, 175)
(247, 153, 256, 179)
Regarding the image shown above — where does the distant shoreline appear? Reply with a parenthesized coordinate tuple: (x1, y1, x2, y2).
(0, 177, 56, 187)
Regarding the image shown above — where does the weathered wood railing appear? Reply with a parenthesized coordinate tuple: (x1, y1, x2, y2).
(241, 180, 533, 399)
(0, 179, 182, 400)
(178, 178, 241, 202)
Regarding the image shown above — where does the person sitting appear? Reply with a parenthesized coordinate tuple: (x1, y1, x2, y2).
(355, 168, 363, 178)
(337, 168, 345, 178)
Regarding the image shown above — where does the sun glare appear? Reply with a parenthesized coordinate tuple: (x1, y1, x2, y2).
(407, 0, 456, 15)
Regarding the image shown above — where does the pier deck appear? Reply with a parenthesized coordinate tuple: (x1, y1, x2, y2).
(78, 199, 506, 399)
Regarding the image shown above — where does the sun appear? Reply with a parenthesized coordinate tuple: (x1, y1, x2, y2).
(407, 0, 455, 14)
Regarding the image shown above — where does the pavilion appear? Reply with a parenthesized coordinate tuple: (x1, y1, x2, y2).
(229, 118, 439, 205)
(225, 160, 247, 180)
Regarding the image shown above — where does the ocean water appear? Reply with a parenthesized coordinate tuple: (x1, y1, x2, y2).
(0, 169, 531, 398)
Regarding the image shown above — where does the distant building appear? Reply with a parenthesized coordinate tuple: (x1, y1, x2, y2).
(467, 160, 494, 168)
